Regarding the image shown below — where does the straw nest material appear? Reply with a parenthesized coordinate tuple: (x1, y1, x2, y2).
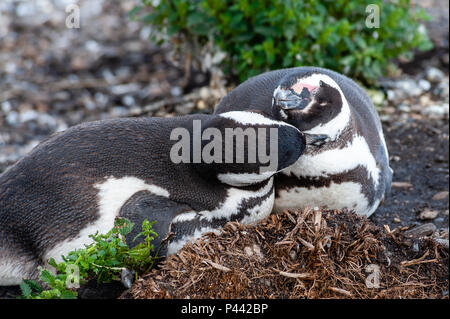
(123, 208, 448, 299)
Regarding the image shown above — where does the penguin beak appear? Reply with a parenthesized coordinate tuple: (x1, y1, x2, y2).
(274, 88, 311, 110)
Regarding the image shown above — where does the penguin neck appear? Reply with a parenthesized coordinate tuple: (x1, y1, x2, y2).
(303, 94, 352, 142)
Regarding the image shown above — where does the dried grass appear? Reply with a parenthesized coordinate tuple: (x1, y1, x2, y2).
(123, 208, 448, 299)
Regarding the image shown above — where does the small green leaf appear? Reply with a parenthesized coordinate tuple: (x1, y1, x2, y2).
(60, 290, 78, 299)
(40, 269, 56, 285)
(19, 281, 32, 298)
(23, 279, 43, 293)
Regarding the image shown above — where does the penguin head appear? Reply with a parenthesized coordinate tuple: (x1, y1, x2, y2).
(272, 73, 347, 135)
(193, 111, 306, 187)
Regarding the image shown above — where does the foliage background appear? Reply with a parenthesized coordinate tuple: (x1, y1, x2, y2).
(135, 0, 432, 85)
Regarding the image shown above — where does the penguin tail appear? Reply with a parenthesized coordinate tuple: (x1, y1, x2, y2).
(0, 226, 41, 286)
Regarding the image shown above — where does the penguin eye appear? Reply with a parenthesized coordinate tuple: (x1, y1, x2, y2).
(317, 97, 331, 106)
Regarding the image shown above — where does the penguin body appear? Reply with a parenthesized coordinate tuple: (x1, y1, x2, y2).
(0, 111, 305, 285)
(215, 67, 392, 217)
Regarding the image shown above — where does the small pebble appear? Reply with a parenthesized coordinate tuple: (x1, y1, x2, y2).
(426, 67, 445, 83)
(175, 102, 195, 115)
(196, 100, 206, 110)
(396, 80, 422, 97)
(398, 104, 411, 113)
(391, 181, 412, 188)
(170, 86, 182, 97)
(419, 94, 431, 106)
(419, 210, 439, 220)
(421, 104, 449, 118)
(383, 106, 396, 114)
(369, 90, 385, 106)
(1, 101, 12, 113)
(122, 95, 135, 107)
(432, 191, 449, 201)
(405, 223, 436, 237)
(6, 111, 19, 126)
(418, 79, 431, 91)
(199, 87, 211, 100)
(386, 90, 397, 102)
(289, 250, 297, 261)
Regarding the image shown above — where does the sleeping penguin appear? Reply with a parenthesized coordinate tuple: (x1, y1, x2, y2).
(215, 67, 392, 217)
(0, 111, 307, 285)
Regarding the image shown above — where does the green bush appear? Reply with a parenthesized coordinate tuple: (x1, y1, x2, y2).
(134, 0, 432, 85)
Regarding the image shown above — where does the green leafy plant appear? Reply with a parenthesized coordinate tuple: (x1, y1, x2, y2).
(133, 0, 432, 85)
(19, 218, 159, 299)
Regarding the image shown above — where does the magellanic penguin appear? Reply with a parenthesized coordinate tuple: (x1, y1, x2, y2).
(0, 111, 307, 285)
(214, 67, 393, 217)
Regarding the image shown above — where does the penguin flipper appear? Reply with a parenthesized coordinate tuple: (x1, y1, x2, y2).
(119, 191, 193, 256)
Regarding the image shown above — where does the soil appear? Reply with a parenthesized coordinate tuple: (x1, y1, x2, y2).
(371, 115, 449, 231)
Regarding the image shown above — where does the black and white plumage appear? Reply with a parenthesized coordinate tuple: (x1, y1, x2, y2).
(0, 111, 305, 285)
(215, 67, 392, 217)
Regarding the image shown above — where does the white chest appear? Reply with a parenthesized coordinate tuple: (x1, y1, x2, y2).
(282, 135, 380, 185)
(275, 135, 382, 217)
(273, 181, 378, 216)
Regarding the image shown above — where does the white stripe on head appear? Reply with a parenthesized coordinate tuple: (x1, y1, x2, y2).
(300, 74, 350, 140)
(274, 73, 351, 141)
(217, 171, 275, 187)
(44, 176, 170, 263)
(219, 111, 292, 127)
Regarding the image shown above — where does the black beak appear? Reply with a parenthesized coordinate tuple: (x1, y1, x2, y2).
(274, 88, 311, 110)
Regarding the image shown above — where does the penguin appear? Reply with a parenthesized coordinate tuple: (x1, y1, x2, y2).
(214, 66, 392, 217)
(0, 110, 307, 285)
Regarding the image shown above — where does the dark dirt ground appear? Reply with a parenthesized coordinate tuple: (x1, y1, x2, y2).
(371, 115, 449, 231)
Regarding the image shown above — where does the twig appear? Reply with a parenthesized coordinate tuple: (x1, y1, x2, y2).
(273, 269, 314, 280)
(401, 250, 430, 267)
(275, 240, 295, 246)
(202, 259, 231, 272)
(329, 287, 352, 297)
(298, 237, 315, 250)
(91, 263, 125, 271)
